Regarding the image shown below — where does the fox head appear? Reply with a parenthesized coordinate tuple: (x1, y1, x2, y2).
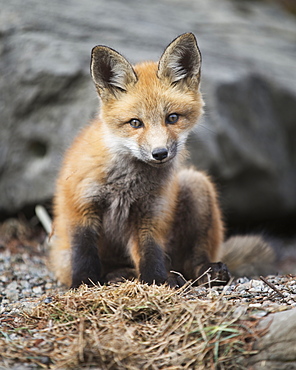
(90, 33, 204, 167)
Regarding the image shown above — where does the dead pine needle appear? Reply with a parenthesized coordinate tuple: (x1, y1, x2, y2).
(0, 280, 262, 369)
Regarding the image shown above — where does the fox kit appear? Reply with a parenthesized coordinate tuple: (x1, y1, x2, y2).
(50, 33, 272, 289)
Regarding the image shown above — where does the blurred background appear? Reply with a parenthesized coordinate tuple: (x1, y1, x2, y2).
(0, 0, 296, 242)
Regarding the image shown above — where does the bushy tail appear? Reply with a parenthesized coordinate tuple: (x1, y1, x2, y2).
(220, 235, 276, 278)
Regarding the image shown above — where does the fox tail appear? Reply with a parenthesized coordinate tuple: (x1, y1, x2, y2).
(220, 235, 276, 278)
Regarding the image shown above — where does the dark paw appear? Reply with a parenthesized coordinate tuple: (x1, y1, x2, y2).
(166, 272, 187, 288)
(140, 270, 167, 285)
(197, 262, 231, 287)
(104, 268, 137, 284)
(71, 274, 103, 289)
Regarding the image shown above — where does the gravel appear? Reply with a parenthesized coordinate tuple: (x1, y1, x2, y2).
(1, 248, 296, 320)
(194, 275, 296, 314)
(0, 249, 63, 316)
(0, 218, 296, 370)
(0, 217, 295, 319)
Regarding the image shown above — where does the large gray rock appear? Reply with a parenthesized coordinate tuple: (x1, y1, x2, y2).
(1, 0, 296, 229)
(246, 308, 296, 369)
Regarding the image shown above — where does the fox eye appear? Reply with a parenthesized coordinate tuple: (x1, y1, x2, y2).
(129, 118, 143, 129)
(166, 113, 179, 124)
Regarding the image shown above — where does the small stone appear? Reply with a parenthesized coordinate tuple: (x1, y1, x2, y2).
(6, 281, 18, 290)
(235, 283, 250, 292)
(250, 279, 265, 290)
(43, 296, 53, 304)
(249, 303, 262, 308)
(236, 277, 250, 284)
(45, 282, 53, 289)
(32, 286, 43, 295)
(20, 280, 30, 289)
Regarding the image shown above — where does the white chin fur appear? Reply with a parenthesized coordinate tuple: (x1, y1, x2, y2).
(146, 159, 174, 168)
(102, 128, 143, 159)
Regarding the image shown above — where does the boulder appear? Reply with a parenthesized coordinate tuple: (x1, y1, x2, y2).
(1, 0, 296, 231)
(246, 308, 296, 369)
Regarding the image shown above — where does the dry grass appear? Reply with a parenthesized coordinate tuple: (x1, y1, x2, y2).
(0, 280, 262, 369)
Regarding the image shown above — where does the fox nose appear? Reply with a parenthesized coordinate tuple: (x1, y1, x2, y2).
(152, 148, 168, 161)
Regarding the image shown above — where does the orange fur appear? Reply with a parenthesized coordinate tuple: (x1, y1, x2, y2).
(50, 33, 228, 288)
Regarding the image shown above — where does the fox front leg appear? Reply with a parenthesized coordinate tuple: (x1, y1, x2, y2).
(134, 235, 168, 285)
(71, 225, 102, 289)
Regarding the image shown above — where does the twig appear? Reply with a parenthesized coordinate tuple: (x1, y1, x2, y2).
(260, 276, 285, 299)
(35, 205, 52, 234)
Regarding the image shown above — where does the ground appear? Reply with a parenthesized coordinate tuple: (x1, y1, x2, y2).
(0, 217, 296, 369)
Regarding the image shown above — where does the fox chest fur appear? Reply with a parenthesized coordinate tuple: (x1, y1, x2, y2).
(80, 154, 175, 245)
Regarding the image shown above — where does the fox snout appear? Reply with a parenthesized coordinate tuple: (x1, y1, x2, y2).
(142, 127, 179, 165)
(152, 147, 168, 161)
(147, 141, 178, 166)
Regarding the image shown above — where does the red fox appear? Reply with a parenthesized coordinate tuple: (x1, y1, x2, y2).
(50, 33, 275, 288)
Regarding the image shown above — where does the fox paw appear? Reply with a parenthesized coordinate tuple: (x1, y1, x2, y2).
(197, 262, 231, 287)
(104, 268, 137, 284)
(70, 274, 104, 289)
(166, 272, 187, 288)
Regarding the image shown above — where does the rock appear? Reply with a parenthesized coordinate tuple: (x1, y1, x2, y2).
(32, 286, 43, 295)
(1, 0, 296, 231)
(247, 308, 296, 369)
(190, 73, 296, 228)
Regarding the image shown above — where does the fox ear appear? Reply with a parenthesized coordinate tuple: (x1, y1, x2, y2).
(158, 33, 201, 87)
(91, 46, 137, 99)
